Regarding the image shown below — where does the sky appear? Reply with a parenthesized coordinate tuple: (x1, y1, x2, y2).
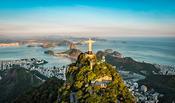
(0, 0, 175, 37)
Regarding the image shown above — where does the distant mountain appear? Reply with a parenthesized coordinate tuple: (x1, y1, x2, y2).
(64, 48, 82, 59)
(14, 77, 64, 103)
(0, 66, 45, 103)
(45, 48, 82, 61)
(58, 53, 135, 102)
(96, 50, 159, 76)
(54, 48, 82, 60)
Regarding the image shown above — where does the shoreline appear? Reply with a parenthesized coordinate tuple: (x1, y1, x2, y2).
(0, 43, 174, 68)
(0, 43, 19, 47)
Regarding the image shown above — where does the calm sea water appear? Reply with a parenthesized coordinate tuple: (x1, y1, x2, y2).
(0, 45, 72, 67)
(0, 37, 175, 67)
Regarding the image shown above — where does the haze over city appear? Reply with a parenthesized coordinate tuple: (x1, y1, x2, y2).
(0, 0, 175, 37)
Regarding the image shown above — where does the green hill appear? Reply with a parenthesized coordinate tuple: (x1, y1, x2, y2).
(14, 77, 64, 103)
(0, 66, 43, 103)
(96, 50, 159, 76)
(138, 75, 175, 103)
(58, 53, 135, 102)
(97, 50, 175, 102)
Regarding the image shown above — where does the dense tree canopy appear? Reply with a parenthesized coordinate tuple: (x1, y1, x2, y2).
(14, 77, 64, 103)
(58, 53, 135, 103)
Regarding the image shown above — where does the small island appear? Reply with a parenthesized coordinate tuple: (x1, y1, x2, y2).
(44, 48, 82, 61)
(44, 42, 82, 61)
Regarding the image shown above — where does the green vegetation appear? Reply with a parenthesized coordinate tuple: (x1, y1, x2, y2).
(138, 75, 175, 103)
(40, 43, 56, 48)
(64, 48, 82, 57)
(14, 77, 64, 103)
(44, 50, 55, 55)
(31, 70, 48, 80)
(58, 53, 135, 102)
(97, 50, 175, 102)
(96, 50, 161, 76)
(0, 66, 43, 103)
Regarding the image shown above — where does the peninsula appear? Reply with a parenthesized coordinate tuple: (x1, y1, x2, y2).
(0, 43, 19, 47)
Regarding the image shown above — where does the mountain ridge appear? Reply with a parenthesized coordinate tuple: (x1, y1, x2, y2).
(0, 66, 44, 103)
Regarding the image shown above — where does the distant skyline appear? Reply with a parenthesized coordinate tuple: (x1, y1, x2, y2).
(0, 0, 175, 37)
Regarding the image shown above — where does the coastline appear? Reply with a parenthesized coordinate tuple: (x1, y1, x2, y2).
(0, 43, 19, 47)
(0, 37, 175, 66)
(44, 49, 82, 62)
(0, 44, 175, 102)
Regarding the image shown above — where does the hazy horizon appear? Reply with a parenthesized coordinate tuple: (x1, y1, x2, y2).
(0, 0, 175, 37)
